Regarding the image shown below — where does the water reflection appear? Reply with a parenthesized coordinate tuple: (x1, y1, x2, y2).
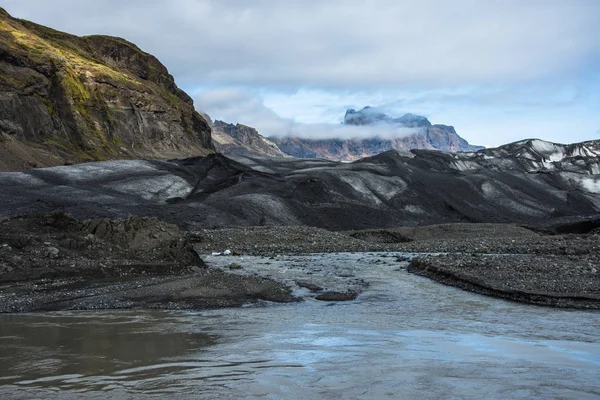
(1, 253, 599, 399)
(0, 311, 216, 387)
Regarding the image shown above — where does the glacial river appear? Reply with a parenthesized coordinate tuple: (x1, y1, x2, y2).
(1, 253, 599, 399)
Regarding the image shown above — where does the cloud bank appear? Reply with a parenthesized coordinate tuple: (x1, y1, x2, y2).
(3, 0, 600, 146)
(3, 0, 599, 89)
(195, 88, 426, 140)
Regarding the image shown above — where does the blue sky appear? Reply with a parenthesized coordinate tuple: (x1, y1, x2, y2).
(3, 0, 600, 147)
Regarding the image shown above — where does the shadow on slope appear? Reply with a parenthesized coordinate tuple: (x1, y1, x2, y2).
(0, 140, 598, 231)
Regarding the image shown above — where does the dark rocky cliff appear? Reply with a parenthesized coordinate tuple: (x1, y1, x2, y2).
(211, 119, 287, 157)
(0, 8, 213, 171)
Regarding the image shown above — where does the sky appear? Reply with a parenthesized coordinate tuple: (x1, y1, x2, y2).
(3, 0, 600, 147)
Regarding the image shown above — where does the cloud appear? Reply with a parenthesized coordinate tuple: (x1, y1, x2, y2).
(3, 0, 599, 146)
(3, 0, 600, 89)
(195, 88, 422, 140)
(195, 87, 293, 135)
(279, 122, 424, 141)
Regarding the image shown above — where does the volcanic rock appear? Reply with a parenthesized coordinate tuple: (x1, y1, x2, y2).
(0, 139, 598, 231)
(211, 119, 288, 158)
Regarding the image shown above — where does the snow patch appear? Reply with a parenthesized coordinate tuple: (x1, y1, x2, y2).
(561, 172, 600, 194)
(451, 160, 480, 171)
(338, 173, 405, 204)
(530, 139, 564, 162)
(530, 139, 558, 153)
(108, 175, 192, 202)
(481, 182, 496, 198)
(404, 205, 427, 214)
(578, 177, 600, 194)
(2, 172, 47, 186)
(233, 194, 300, 224)
(43, 160, 159, 183)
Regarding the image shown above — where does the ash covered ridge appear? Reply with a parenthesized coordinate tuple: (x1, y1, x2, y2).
(0, 138, 598, 231)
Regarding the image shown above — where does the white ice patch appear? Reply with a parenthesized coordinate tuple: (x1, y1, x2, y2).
(107, 175, 192, 202)
(517, 151, 537, 161)
(530, 139, 564, 162)
(364, 175, 406, 200)
(338, 174, 381, 204)
(481, 182, 495, 198)
(0, 172, 47, 187)
(578, 176, 600, 194)
(531, 139, 558, 153)
(43, 160, 159, 184)
(561, 172, 600, 194)
(572, 145, 600, 158)
(404, 204, 427, 214)
(547, 152, 564, 162)
(338, 172, 405, 205)
(234, 194, 300, 224)
(451, 160, 481, 171)
(541, 161, 556, 171)
(480, 180, 549, 216)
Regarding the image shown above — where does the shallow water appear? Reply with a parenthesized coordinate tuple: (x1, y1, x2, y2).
(1, 253, 599, 399)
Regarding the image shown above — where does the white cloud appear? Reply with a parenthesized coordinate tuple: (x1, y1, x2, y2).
(195, 87, 293, 135)
(3, 0, 599, 88)
(3, 0, 600, 146)
(195, 88, 422, 140)
(195, 86, 600, 146)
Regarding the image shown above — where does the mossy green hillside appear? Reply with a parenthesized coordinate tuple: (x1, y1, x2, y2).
(0, 7, 213, 169)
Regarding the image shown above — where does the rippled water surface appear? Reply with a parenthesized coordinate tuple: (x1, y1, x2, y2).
(1, 253, 599, 399)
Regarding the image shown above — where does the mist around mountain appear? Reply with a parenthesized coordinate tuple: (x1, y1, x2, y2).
(269, 106, 483, 161)
(211, 106, 484, 161)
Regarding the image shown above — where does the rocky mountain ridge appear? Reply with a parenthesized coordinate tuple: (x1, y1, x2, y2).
(271, 106, 484, 161)
(210, 118, 288, 158)
(1, 138, 597, 231)
(0, 8, 213, 171)
(412, 138, 600, 174)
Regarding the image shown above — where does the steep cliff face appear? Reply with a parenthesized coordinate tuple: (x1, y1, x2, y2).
(0, 8, 213, 171)
(271, 107, 483, 161)
(211, 119, 288, 158)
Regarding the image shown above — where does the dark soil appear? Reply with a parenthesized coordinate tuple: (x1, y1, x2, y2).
(1, 152, 598, 232)
(192, 223, 599, 257)
(408, 254, 600, 309)
(2, 212, 598, 310)
(315, 291, 359, 301)
(0, 212, 202, 283)
(0, 269, 298, 313)
(0, 212, 297, 312)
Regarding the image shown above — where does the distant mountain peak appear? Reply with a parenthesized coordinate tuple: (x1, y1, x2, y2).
(270, 106, 482, 161)
(210, 119, 288, 158)
(344, 106, 431, 128)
